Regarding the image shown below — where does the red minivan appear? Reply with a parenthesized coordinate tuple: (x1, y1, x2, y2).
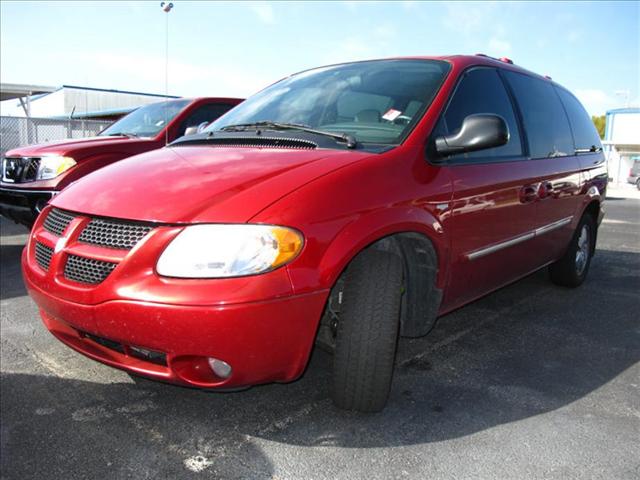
(1, 97, 242, 227)
(22, 56, 606, 412)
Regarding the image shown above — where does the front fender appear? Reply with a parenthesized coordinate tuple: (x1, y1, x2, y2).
(287, 206, 449, 295)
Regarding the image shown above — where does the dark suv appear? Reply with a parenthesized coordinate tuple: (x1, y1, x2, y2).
(1, 97, 242, 227)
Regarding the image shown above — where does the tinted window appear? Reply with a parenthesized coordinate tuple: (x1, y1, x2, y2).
(179, 103, 237, 136)
(440, 67, 523, 160)
(555, 87, 602, 151)
(504, 71, 574, 158)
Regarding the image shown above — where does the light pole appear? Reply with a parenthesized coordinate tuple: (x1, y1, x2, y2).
(615, 89, 630, 108)
(160, 2, 174, 145)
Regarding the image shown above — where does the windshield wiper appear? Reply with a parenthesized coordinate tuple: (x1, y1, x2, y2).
(220, 121, 357, 148)
(104, 132, 139, 138)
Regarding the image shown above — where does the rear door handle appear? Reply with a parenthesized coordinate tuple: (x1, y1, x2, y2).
(519, 185, 538, 203)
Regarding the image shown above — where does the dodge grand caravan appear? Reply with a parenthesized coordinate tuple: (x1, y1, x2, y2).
(22, 55, 606, 412)
(1, 97, 242, 227)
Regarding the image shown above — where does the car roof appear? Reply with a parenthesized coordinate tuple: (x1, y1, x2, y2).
(295, 54, 554, 85)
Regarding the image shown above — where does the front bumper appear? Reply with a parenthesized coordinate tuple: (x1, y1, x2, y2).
(24, 254, 329, 388)
(0, 187, 54, 227)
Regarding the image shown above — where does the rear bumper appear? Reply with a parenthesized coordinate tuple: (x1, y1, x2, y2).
(0, 187, 54, 227)
(24, 254, 329, 389)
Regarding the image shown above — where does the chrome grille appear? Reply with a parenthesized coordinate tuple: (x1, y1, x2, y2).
(78, 218, 153, 250)
(23, 158, 40, 181)
(64, 255, 117, 284)
(34, 242, 54, 271)
(43, 208, 76, 236)
(2, 157, 40, 183)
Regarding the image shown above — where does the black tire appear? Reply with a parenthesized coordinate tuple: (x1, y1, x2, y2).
(549, 214, 596, 287)
(332, 249, 403, 412)
(636, 178, 640, 191)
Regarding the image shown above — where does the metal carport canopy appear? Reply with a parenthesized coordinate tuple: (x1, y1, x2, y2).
(0, 83, 56, 101)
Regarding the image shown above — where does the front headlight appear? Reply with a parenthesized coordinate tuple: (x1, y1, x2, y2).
(156, 224, 304, 278)
(37, 155, 76, 180)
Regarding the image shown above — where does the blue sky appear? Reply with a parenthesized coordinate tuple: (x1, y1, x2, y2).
(1, 1, 638, 115)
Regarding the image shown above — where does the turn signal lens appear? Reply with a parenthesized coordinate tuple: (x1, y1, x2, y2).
(156, 224, 304, 278)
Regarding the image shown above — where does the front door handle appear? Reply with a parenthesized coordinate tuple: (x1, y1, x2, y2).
(538, 181, 554, 199)
(519, 185, 538, 203)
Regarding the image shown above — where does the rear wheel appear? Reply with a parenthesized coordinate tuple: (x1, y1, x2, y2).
(549, 214, 595, 287)
(636, 178, 640, 190)
(332, 249, 403, 412)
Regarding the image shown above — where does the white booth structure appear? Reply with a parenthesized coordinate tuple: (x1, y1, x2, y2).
(603, 108, 640, 184)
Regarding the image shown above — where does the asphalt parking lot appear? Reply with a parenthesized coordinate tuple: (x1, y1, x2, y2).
(1, 195, 639, 480)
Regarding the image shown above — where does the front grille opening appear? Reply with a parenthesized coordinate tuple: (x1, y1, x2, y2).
(34, 242, 54, 271)
(78, 217, 153, 250)
(81, 331, 125, 354)
(128, 346, 167, 366)
(43, 208, 76, 236)
(201, 137, 317, 149)
(64, 255, 117, 285)
(80, 331, 167, 366)
(24, 158, 40, 181)
(2, 157, 40, 183)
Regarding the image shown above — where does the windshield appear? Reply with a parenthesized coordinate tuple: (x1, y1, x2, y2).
(206, 59, 450, 145)
(100, 99, 190, 137)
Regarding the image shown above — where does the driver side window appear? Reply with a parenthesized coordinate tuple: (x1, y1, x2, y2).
(440, 67, 523, 161)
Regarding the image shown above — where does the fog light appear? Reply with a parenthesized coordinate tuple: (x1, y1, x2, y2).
(207, 358, 232, 379)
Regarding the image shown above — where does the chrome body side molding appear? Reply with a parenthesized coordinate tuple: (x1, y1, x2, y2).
(466, 216, 573, 261)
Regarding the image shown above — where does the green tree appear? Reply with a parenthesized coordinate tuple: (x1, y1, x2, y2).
(592, 115, 606, 139)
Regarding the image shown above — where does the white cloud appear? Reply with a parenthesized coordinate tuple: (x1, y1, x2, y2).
(73, 52, 274, 98)
(342, 0, 359, 12)
(574, 89, 618, 116)
(567, 30, 582, 43)
(487, 37, 512, 55)
(246, 1, 275, 24)
(443, 2, 498, 35)
(374, 24, 396, 40)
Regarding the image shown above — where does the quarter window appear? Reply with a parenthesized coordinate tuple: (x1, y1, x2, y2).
(439, 67, 523, 160)
(503, 71, 574, 159)
(555, 87, 602, 152)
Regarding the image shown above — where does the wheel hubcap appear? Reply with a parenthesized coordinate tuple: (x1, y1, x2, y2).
(575, 225, 590, 275)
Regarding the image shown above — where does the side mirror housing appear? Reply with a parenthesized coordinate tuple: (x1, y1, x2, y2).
(184, 122, 210, 136)
(184, 126, 200, 136)
(434, 114, 509, 157)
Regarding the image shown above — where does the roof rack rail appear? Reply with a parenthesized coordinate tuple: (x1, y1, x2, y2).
(475, 53, 514, 65)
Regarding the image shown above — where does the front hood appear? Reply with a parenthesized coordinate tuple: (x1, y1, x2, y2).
(51, 145, 372, 223)
(5, 136, 145, 158)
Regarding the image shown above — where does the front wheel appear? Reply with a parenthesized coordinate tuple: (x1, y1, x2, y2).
(332, 249, 403, 412)
(549, 214, 596, 287)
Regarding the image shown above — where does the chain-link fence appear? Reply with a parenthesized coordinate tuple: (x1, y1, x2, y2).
(0, 116, 114, 157)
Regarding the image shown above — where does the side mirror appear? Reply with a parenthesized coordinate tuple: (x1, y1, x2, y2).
(184, 122, 210, 136)
(184, 126, 199, 136)
(434, 114, 509, 157)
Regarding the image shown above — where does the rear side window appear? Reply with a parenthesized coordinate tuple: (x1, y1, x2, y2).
(503, 71, 574, 159)
(555, 87, 602, 152)
(439, 67, 523, 160)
